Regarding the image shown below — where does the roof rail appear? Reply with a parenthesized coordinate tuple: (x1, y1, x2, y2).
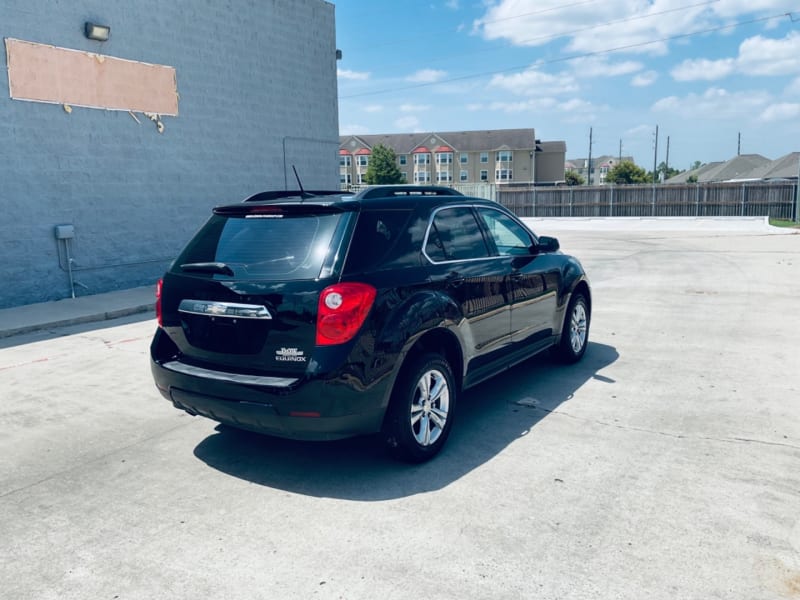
(354, 185, 464, 200)
(242, 190, 344, 203)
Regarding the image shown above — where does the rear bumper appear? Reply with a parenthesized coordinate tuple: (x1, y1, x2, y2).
(150, 358, 391, 441)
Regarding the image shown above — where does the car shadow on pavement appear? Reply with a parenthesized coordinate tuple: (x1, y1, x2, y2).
(193, 341, 618, 500)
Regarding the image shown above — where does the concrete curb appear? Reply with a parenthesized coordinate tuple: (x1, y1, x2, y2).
(0, 304, 154, 339)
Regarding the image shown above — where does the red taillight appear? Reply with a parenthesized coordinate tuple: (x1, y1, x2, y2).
(316, 283, 376, 346)
(155, 279, 163, 327)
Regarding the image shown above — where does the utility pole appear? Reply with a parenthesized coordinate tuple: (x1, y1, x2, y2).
(587, 127, 593, 186)
(737, 132, 741, 156)
(619, 139, 623, 163)
(652, 125, 659, 184)
(665, 136, 670, 181)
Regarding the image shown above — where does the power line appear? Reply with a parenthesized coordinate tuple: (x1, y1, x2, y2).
(340, 12, 791, 100)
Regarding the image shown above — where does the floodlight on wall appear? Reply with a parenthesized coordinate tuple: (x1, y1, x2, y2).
(84, 22, 110, 41)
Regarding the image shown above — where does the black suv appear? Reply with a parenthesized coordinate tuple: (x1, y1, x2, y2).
(150, 185, 591, 462)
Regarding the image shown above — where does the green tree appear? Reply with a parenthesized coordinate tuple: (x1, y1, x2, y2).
(605, 160, 650, 184)
(364, 144, 404, 185)
(564, 170, 584, 186)
(687, 174, 698, 183)
(656, 161, 680, 182)
(690, 160, 703, 170)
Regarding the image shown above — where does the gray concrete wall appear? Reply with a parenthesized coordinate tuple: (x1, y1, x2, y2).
(0, 0, 338, 308)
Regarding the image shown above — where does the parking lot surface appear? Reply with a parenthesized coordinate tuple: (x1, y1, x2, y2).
(1, 223, 799, 599)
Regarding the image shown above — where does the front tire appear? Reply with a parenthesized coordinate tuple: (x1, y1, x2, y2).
(383, 353, 456, 463)
(556, 291, 590, 363)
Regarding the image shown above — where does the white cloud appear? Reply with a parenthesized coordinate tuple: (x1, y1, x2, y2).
(653, 87, 772, 119)
(710, 0, 797, 19)
(737, 32, 800, 76)
(406, 69, 447, 83)
(395, 116, 421, 130)
(631, 70, 658, 87)
(337, 68, 370, 81)
(489, 68, 578, 96)
(466, 103, 484, 111)
(340, 124, 370, 135)
(625, 124, 655, 137)
(475, 0, 711, 57)
(364, 105, 383, 113)
(400, 104, 431, 112)
(671, 58, 736, 81)
(445, 0, 460, 9)
(487, 98, 558, 113)
(569, 57, 642, 77)
(759, 103, 800, 122)
(672, 31, 800, 82)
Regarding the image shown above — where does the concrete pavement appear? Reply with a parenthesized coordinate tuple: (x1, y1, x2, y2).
(2, 220, 799, 599)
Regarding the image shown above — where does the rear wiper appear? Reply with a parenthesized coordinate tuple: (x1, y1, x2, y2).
(180, 262, 234, 276)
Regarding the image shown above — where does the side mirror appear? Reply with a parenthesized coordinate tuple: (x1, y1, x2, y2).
(536, 236, 560, 253)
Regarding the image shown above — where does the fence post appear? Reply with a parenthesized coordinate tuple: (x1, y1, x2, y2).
(695, 184, 700, 216)
(651, 185, 656, 216)
(610, 184, 614, 217)
(741, 184, 746, 216)
(569, 188, 574, 216)
(532, 187, 536, 217)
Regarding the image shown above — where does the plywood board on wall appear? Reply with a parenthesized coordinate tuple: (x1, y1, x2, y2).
(5, 38, 178, 115)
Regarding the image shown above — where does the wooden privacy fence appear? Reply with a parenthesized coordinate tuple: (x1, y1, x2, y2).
(494, 182, 798, 220)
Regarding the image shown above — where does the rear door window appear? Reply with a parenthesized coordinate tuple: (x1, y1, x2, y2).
(424, 206, 491, 262)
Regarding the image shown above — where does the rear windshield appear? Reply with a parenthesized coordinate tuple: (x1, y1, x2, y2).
(175, 212, 344, 280)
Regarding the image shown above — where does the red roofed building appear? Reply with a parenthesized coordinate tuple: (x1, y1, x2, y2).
(338, 128, 566, 189)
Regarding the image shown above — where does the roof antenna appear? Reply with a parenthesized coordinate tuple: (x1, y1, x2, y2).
(292, 165, 312, 201)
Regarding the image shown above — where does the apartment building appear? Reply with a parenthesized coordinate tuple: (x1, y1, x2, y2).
(339, 129, 566, 188)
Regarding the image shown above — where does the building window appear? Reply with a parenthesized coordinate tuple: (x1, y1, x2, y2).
(460, 170, 468, 182)
(480, 152, 488, 163)
(436, 152, 453, 165)
(414, 171, 431, 183)
(357, 173, 365, 184)
(339, 155, 351, 168)
(480, 170, 488, 181)
(357, 155, 369, 167)
(400, 171, 408, 182)
(436, 170, 452, 183)
(460, 153, 468, 164)
(495, 169, 513, 181)
(399, 155, 407, 166)
(414, 153, 431, 165)
(496, 151, 513, 162)
(340, 173, 351, 185)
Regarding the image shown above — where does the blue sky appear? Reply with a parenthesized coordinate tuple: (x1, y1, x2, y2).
(333, 0, 800, 171)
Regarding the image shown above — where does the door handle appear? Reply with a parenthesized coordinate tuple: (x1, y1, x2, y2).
(446, 272, 464, 287)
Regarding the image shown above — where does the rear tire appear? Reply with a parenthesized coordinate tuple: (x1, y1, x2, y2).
(383, 353, 456, 463)
(556, 291, 590, 363)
